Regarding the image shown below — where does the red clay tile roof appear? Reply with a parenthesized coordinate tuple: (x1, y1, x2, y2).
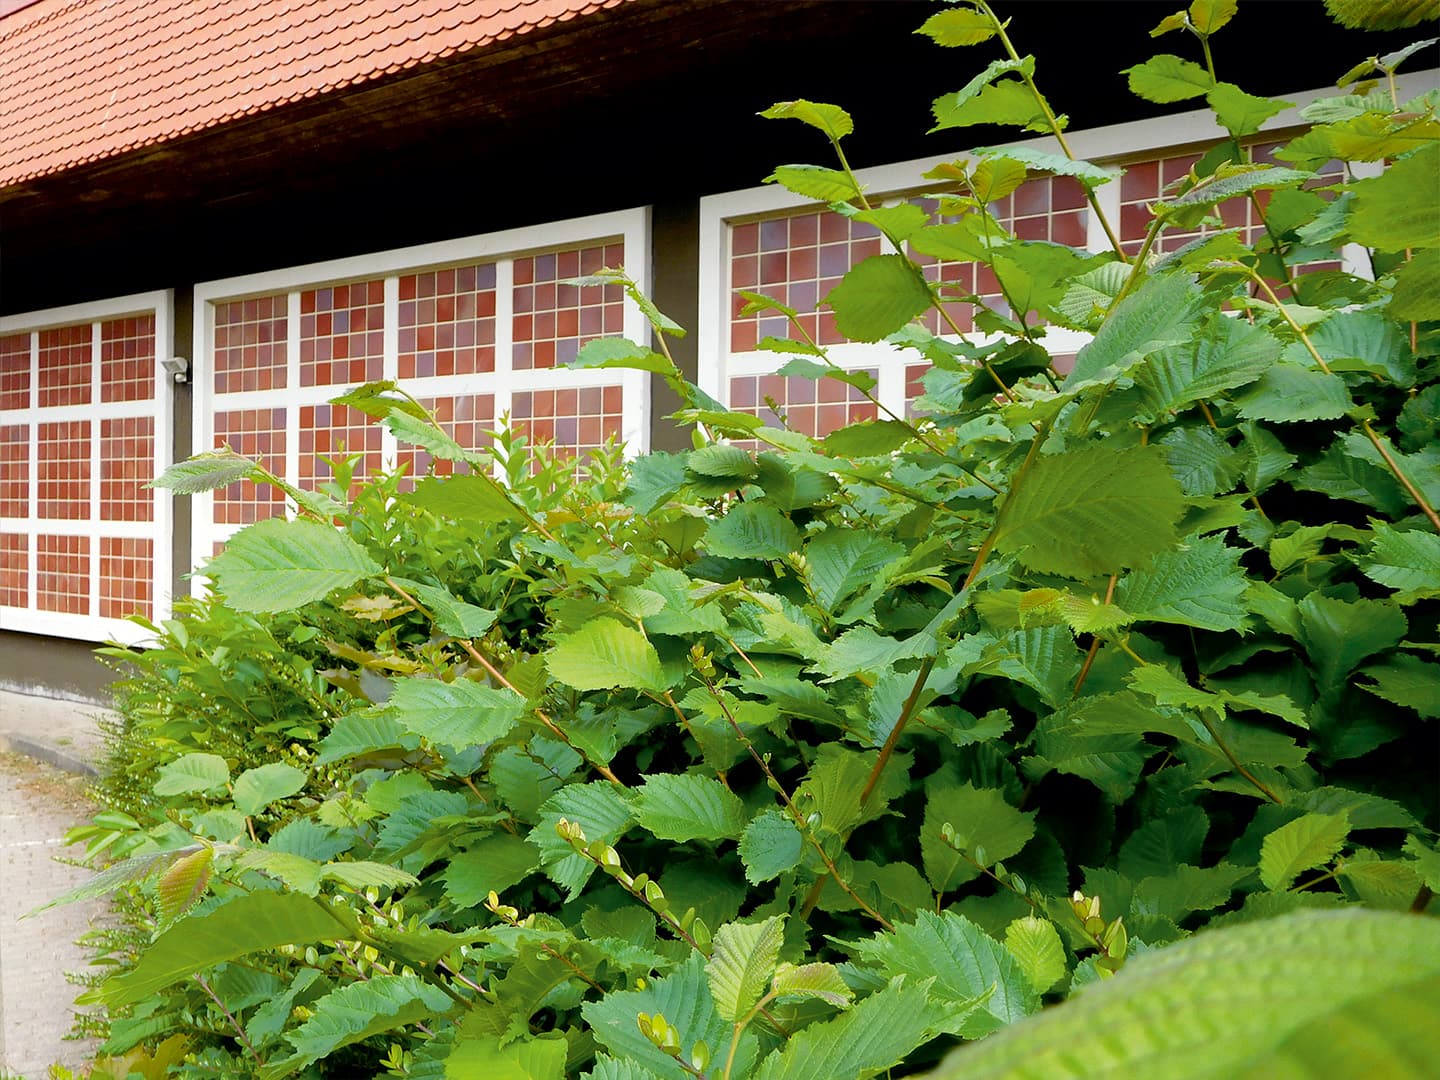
(0, 0, 629, 188)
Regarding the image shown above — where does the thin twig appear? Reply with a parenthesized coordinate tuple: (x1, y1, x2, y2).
(193, 973, 265, 1068)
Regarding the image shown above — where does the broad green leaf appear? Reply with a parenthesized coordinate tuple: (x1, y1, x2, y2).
(739, 808, 805, 883)
(1209, 83, 1289, 137)
(322, 861, 419, 893)
(822, 420, 915, 457)
(799, 745, 907, 836)
(1338, 856, 1422, 910)
(771, 961, 854, 1007)
(1347, 143, 1440, 251)
(157, 846, 214, 922)
(207, 518, 380, 613)
(153, 752, 230, 796)
(1056, 261, 1129, 330)
(1133, 862, 1251, 921)
(970, 156, 1030, 201)
(442, 834, 539, 907)
(26, 847, 188, 916)
(329, 379, 429, 421)
(547, 618, 666, 693)
(1235, 363, 1352, 423)
(530, 782, 634, 901)
(567, 336, 673, 375)
(759, 99, 853, 140)
(923, 783, 1036, 892)
(706, 915, 785, 1022)
(1063, 272, 1205, 389)
(1325, 0, 1440, 32)
(444, 1033, 567, 1080)
(917, 6, 999, 45)
(1118, 806, 1209, 880)
(971, 145, 1114, 189)
(824, 255, 933, 342)
(1298, 594, 1407, 694)
(1360, 524, 1440, 603)
(633, 774, 747, 842)
(994, 445, 1187, 579)
(85, 892, 356, 1007)
(1159, 426, 1243, 496)
(687, 443, 757, 481)
(929, 909, 1440, 1078)
(1128, 663, 1224, 718)
(151, 451, 257, 494)
(754, 979, 952, 1080)
(403, 474, 525, 523)
(1189, 0, 1239, 33)
(232, 763, 306, 816)
(1124, 54, 1214, 103)
(1309, 310, 1416, 386)
(1004, 916, 1067, 994)
(931, 79, 1053, 133)
(705, 503, 801, 560)
(805, 529, 906, 612)
(263, 975, 454, 1079)
(853, 204, 931, 244)
(410, 582, 497, 638)
(234, 849, 324, 896)
(385, 410, 471, 461)
(1358, 654, 1440, 718)
(314, 712, 418, 767)
(1161, 166, 1313, 212)
(1260, 812, 1351, 890)
(1116, 536, 1249, 633)
(767, 164, 862, 202)
(930, 57, 1036, 130)
(990, 625, 1084, 709)
(842, 910, 1039, 1033)
(385, 677, 524, 748)
(1390, 248, 1440, 320)
(624, 451, 688, 515)
(1403, 836, 1440, 890)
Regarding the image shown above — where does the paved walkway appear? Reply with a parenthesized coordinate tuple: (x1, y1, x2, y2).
(0, 691, 111, 1078)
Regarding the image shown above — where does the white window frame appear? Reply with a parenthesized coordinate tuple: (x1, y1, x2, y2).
(0, 289, 175, 645)
(698, 72, 1438, 413)
(191, 207, 652, 579)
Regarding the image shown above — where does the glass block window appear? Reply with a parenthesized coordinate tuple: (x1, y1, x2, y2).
(513, 243, 625, 370)
(0, 333, 29, 410)
(36, 534, 88, 615)
(729, 371, 878, 438)
(399, 265, 497, 378)
(100, 537, 153, 619)
(300, 279, 385, 387)
(37, 324, 92, 406)
(0, 533, 26, 608)
(0, 424, 28, 518)
(298, 403, 384, 495)
(100, 416, 155, 522)
(100, 315, 157, 403)
(513, 385, 624, 461)
(213, 295, 287, 394)
(37, 420, 90, 520)
(396, 394, 496, 482)
(212, 408, 287, 526)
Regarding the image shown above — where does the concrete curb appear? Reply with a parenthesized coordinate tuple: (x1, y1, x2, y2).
(0, 731, 98, 777)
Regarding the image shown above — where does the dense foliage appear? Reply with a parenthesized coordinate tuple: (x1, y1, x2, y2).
(49, 2, 1440, 1077)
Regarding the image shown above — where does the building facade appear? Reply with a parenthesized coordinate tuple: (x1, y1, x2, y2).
(0, 0, 1431, 698)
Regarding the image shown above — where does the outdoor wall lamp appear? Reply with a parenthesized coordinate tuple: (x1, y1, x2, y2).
(162, 356, 190, 383)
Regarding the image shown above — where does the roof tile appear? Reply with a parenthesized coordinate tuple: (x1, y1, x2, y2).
(0, 0, 628, 187)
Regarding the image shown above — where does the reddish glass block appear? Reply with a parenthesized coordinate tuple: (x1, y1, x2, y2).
(300, 279, 384, 387)
(728, 369, 878, 438)
(37, 323, 92, 407)
(298, 403, 383, 496)
(513, 242, 624, 371)
(0, 533, 26, 607)
(395, 394, 496, 486)
(399, 264, 497, 378)
(100, 416, 155, 522)
(212, 409, 287, 526)
(0, 334, 30, 411)
(99, 536, 153, 619)
(100, 314, 156, 403)
(36, 534, 88, 614)
(214, 294, 287, 393)
(0, 424, 28, 518)
(37, 420, 90, 520)
(513, 383, 623, 464)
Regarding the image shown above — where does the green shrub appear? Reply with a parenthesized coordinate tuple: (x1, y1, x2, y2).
(55, 2, 1439, 1077)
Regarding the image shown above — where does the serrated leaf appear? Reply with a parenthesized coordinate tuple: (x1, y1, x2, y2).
(932, 79, 1052, 133)
(771, 962, 853, 1007)
(804, 529, 906, 613)
(930, 56, 1036, 128)
(154, 752, 230, 796)
(321, 861, 420, 891)
(1119, 806, 1209, 880)
(1117, 536, 1249, 632)
(994, 445, 1186, 579)
(547, 618, 666, 693)
(402, 474, 525, 523)
(442, 834, 539, 908)
(1190, 0, 1239, 32)
(1325, 0, 1440, 32)
(1347, 143, 1440, 251)
(445, 1033, 567, 1080)
(932, 908, 1440, 1078)
(1358, 654, 1440, 718)
(1298, 593, 1407, 695)
(705, 503, 801, 560)
(973, 145, 1114, 189)
(1261, 812, 1351, 890)
(409, 582, 497, 638)
(85, 892, 356, 1008)
(1064, 272, 1205, 389)
(150, 451, 257, 494)
(766, 163, 862, 202)
(633, 774, 747, 842)
(821, 420, 915, 458)
(157, 845, 214, 922)
(207, 518, 380, 613)
(917, 6, 999, 45)
(1159, 426, 1243, 496)
(314, 712, 418, 767)
(970, 156, 1031, 202)
(1134, 862, 1250, 921)
(824, 255, 933, 342)
(1004, 916, 1067, 994)
(1207, 82, 1291, 137)
(1162, 165, 1313, 212)
(853, 204, 931, 244)
(706, 915, 785, 1022)
(687, 443, 757, 481)
(1124, 54, 1214, 103)
(739, 808, 805, 883)
(923, 783, 1036, 893)
(1403, 836, 1440, 890)
(235, 849, 324, 896)
(1360, 524, 1440, 603)
(328, 380, 429, 422)
(1391, 247, 1440, 320)
(568, 336, 673, 374)
(760, 99, 853, 140)
(530, 782, 634, 900)
(1338, 857, 1421, 909)
(232, 763, 307, 816)
(384, 677, 524, 748)
(1235, 363, 1352, 422)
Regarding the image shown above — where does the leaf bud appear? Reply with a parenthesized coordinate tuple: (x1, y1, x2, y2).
(692, 917, 712, 952)
(631, 873, 650, 891)
(940, 822, 955, 844)
(691, 1040, 712, 1072)
(973, 844, 988, 866)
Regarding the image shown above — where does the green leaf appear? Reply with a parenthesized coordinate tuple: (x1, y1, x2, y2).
(687, 443, 757, 481)
(234, 850, 324, 896)
(705, 503, 801, 560)
(633, 774, 747, 843)
(625, 452, 688, 515)
(932, 79, 1052, 133)
(384, 409, 471, 461)
(568, 336, 674, 375)
(1134, 862, 1251, 921)
(994, 445, 1187, 579)
(766, 164, 862, 202)
(755, 978, 952, 1080)
(85, 892, 356, 1008)
(153, 752, 230, 796)
(923, 783, 1036, 892)
(1159, 426, 1242, 496)
(1403, 836, 1440, 890)
(157, 846, 214, 922)
(1207, 82, 1291, 137)
(1298, 594, 1407, 694)
(1124, 54, 1214, 103)
(1360, 524, 1440, 603)
(1325, 0, 1440, 31)
(706, 915, 785, 1022)
(547, 618, 666, 693)
(1065, 272, 1206, 390)
(1116, 536, 1249, 633)
(410, 582, 497, 638)
(739, 808, 805, 884)
(263, 975, 454, 1079)
(1359, 654, 1440, 718)
(1347, 143, 1440, 251)
(759, 99, 853, 141)
(771, 961, 854, 1007)
(444, 1034, 568, 1080)
(972, 145, 1114, 189)
(1235, 363, 1352, 423)
(932, 909, 1440, 1078)
(314, 712, 418, 767)
(1004, 916, 1067, 994)
(1390, 248, 1440, 320)
(1189, 0, 1239, 33)
(824, 255, 933, 342)
(1161, 165, 1314, 212)
(930, 56, 1036, 130)
(150, 451, 257, 494)
(329, 379, 429, 422)
(804, 529, 906, 612)
(1260, 813, 1351, 890)
(1118, 806, 1209, 880)
(1310, 311, 1416, 386)
(1338, 856, 1422, 910)
(530, 782, 634, 900)
(443, 834, 540, 908)
(207, 518, 380, 613)
(322, 861, 420, 892)
(970, 156, 1031, 201)
(917, 6, 999, 45)
(821, 420, 915, 458)
(403, 474, 525, 523)
(232, 763, 307, 816)
(853, 204, 931, 244)
(384, 678, 525, 748)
